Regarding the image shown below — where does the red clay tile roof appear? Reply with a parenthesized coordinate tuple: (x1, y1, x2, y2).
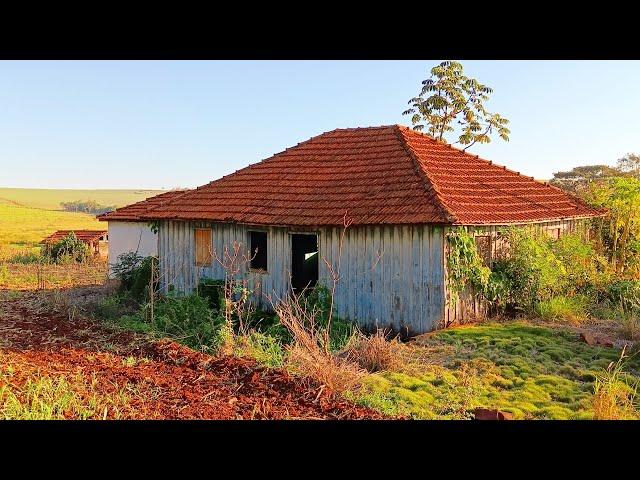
(141, 125, 604, 226)
(41, 230, 107, 244)
(97, 190, 189, 222)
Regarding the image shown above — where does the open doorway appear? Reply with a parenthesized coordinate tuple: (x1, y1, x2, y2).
(291, 233, 318, 294)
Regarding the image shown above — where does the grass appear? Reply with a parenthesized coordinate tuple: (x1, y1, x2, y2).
(592, 350, 639, 419)
(0, 261, 108, 290)
(0, 187, 164, 211)
(535, 295, 589, 324)
(0, 204, 102, 255)
(0, 367, 136, 420)
(351, 322, 639, 419)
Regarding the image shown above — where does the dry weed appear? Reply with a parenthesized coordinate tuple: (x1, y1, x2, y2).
(344, 329, 408, 373)
(592, 348, 639, 420)
(274, 293, 366, 393)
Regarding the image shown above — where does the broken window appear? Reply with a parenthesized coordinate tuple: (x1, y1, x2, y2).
(195, 228, 212, 266)
(291, 233, 318, 293)
(250, 231, 268, 271)
(474, 235, 492, 267)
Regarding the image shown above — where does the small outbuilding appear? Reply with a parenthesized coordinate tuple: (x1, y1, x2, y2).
(97, 190, 188, 276)
(41, 230, 108, 258)
(126, 125, 602, 334)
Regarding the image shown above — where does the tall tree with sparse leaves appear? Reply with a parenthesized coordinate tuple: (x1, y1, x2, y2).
(403, 60, 510, 150)
(617, 153, 640, 179)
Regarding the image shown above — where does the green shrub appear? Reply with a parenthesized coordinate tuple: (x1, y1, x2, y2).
(111, 252, 143, 288)
(605, 279, 640, 316)
(8, 251, 41, 264)
(197, 278, 225, 310)
(129, 256, 158, 301)
(111, 253, 157, 301)
(447, 228, 492, 301)
(492, 228, 567, 310)
(152, 293, 224, 351)
(93, 294, 139, 321)
(535, 295, 589, 323)
(44, 232, 90, 264)
(550, 233, 601, 292)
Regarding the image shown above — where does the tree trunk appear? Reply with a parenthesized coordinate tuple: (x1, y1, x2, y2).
(618, 213, 631, 274)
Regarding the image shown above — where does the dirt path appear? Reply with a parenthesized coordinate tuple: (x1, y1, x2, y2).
(0, 292, 383, 419)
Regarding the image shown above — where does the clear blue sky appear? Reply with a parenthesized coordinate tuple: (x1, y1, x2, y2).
(0, 60, 638, 189)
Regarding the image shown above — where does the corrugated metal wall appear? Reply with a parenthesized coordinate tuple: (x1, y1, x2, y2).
(157, 221, 447, 334)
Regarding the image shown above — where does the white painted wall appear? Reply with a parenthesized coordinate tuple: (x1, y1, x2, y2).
(107, 221, 158, 277)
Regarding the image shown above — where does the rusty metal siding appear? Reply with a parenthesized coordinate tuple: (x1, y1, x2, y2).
(158, 221, 447, 334)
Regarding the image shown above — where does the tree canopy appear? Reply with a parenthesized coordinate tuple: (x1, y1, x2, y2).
(403, 60, 510, 150)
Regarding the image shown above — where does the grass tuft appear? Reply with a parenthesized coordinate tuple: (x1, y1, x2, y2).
(535, 295, 589, 324)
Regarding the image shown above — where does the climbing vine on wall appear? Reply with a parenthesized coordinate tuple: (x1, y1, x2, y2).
(446, 227, 492, 304)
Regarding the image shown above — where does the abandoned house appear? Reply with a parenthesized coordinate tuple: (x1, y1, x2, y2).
(97, 190, 188, 277)
(41, 230, 109, 258)
(108, 125, 602, 334)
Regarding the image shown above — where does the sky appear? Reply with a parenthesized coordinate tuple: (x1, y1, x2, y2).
(0, 60, 638, 190)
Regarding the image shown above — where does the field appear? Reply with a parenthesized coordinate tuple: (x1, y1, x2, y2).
(0, 188, 161, 287)
(0, 188, 164, 211)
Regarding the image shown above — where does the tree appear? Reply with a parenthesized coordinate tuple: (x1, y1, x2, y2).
(617, 153, 640, 179)
(549, 164, 621, 196)
(587, 177, 640, 273)
(403, 60, 510, 150)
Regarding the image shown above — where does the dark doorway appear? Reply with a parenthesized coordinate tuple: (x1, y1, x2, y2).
(291, 234, 318, 294)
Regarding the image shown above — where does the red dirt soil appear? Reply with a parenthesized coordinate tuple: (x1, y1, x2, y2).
(0, 292, 384, 419)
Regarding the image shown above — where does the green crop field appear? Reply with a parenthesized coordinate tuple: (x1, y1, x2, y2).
(0, 204, 101, 247)
(0, 188, 165, 262)
(0, 188, 164, 211)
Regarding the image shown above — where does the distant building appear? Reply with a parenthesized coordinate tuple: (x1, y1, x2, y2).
(41, 230, 108, 258)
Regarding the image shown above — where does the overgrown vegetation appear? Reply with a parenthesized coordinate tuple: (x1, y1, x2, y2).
(592, 349, 639, 420)
(43, 232, 90, 264)
(447, 222, 640, 332)
(89, 218, 640, 420)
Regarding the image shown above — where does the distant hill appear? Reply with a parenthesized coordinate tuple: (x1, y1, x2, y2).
(0, 188, 165, 211)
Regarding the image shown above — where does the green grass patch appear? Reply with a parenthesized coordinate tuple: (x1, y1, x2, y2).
(535, 295, 589, 323)
(0, 204, 102, 251)
(355, 322, 637, 420)
(0, 369, 136, 420)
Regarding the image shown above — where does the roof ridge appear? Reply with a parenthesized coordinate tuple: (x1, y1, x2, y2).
(133, 189, 192, 217)
(399, 125, 597, 218)
(394, 125, 457, 223)
(97, 189, 191, 221)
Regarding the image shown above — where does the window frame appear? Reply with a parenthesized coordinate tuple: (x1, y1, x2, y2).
(194, 227, 213, 267)
(248, 230, 268, 273)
